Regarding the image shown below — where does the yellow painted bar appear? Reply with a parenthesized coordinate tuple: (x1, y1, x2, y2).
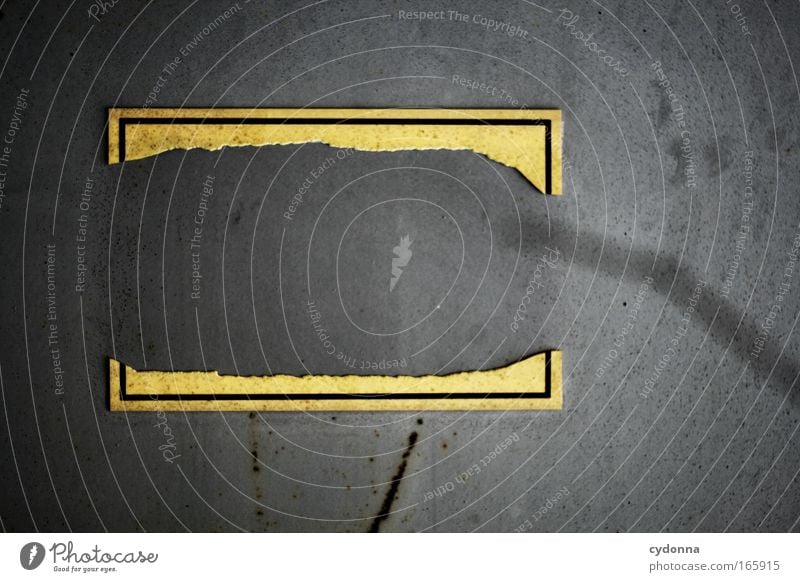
(108, 108, 562, 195)
(109, 351, 562, 412)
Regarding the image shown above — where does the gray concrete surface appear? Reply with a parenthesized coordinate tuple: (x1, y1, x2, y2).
(0, 0, 799, 532)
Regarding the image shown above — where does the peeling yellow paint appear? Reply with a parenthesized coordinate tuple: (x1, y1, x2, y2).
(108, 108, 562, 195)
(110, 351, 562, 411)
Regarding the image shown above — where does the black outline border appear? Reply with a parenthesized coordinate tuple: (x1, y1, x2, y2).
(116, 115, 553, 194)
(116, 351, 553, 402)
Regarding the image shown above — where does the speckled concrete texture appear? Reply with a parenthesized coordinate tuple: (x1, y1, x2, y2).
(0, 0, 798, 532)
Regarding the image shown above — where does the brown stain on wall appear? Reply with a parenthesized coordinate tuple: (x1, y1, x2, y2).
(368, 431, 418, 533)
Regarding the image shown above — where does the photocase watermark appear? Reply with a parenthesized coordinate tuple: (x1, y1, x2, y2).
(284, 148, 354, 221)
(651, 60, 697, 190)
(189, 175, 215, 301)
(0, 87, 30, 211)
(46, 244, 65, 396)
(650, 544, 701, 557)
(307, 299, 407, 370)
(45, 541, 157, 574)
(750, 227, 800, 361)
(308, 299, 336, 356)
(514, 486, 571, 531)
(555, 9, 629, 77)
(510, 247, 560, 333)
(422, 432, 519, 502)
(390, 235, 414, 292)
(152, 408, 181, 464)
(20, 539, 159, 573)
(20, 542, 45, 570)
(595, 275, 654, 379)
(143, 2, 246, 107)
(87, 0, 122, 22)
(720, 151, 755, 298)
(397, 9, 529, 39)
(143, 57, 180, 109)
(74, 176, 95, 293)
(640, 279, 707, 399)
(725, 0, 752, 38)
(451, 74, 527, 108)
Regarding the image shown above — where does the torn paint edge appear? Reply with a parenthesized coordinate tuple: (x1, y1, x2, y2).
(109, 351, 563, 412)
(108, 108, 562, 195)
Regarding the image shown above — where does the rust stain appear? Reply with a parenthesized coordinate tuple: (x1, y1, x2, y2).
(248, 413, 265, 514)
(368, 431, 418, 533)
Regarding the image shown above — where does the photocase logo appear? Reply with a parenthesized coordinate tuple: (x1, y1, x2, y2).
(390, 235, 414, 292)
(20, 542, 45, 570)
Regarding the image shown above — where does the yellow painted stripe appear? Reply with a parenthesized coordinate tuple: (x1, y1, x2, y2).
(108, 108, 562, 195)
(109, 351, 562, 412)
